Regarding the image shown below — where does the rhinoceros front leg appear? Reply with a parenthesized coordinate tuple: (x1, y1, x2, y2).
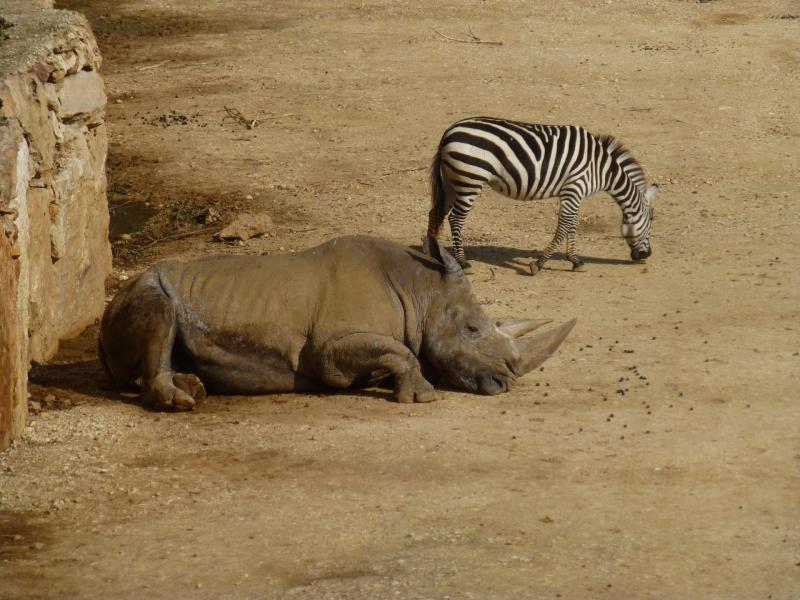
(317, 333, 437, 403)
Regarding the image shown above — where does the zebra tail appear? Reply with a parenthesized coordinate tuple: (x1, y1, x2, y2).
(428, 149, 446, 236)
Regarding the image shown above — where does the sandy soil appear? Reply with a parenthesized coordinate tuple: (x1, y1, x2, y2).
(1, 1, 799, 598)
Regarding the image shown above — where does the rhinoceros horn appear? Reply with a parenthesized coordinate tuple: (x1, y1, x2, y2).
(514, 319, 577, 376)
(496, 318, 552, 338)
(425, 235, 462, 276)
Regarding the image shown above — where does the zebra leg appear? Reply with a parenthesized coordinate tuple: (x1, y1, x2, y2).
(531, 202, 580, 275)
(448, 195, 475, 269)
(561, 190, 586, 271)
(566, 231, 585, 271)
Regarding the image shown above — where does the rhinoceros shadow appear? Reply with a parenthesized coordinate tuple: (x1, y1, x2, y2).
(29, 356, 451, 410)
(28, 358, 139, 406)
(412, 244, 635, 275)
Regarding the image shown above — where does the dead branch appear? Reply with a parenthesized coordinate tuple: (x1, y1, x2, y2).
(222, 106, 259, 129)
(137, 60, 171, 71)
(257, 112, 295, 121)
(357, 165, 426, 186)
(380, 166, 427, 177)
(430, 27, 503, 46)
(138, 225, 220, 250)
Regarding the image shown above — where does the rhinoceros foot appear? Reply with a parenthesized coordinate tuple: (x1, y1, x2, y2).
(173, 373, 207, 402)
(143, 372, 206, 412)
(395, 374, 438, 404)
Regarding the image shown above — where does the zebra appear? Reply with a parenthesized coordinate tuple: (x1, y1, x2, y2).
(425, 116, 657, 274)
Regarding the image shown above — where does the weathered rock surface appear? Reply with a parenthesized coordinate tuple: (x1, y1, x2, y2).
(0, 2, 111, 450)
(0, 190, 23, 451)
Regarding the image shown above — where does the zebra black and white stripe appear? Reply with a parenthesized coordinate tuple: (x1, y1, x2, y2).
(426, 116, 657, 273)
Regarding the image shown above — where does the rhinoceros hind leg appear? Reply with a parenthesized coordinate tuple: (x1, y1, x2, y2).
(143, 372, 198, 412)
(102, 273, 203, 412)
(172, 373, 207, 402)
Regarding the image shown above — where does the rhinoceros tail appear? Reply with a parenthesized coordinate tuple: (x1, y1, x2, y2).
(98, 323, 138, 390)
(428, 149, 446, 237)
(97, 336, 116, 385)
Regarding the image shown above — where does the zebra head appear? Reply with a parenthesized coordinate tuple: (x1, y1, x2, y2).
(620, 184, 658, 261)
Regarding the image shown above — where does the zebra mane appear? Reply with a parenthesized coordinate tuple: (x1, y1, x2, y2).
(599, 135, 647, 193)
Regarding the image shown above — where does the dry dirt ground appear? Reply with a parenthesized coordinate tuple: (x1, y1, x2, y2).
(1, 1, 799, 598)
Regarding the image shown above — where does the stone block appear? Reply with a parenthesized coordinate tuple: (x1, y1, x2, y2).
(58, 70, 106, 125)
(0, 3, 111, 449)
(0, 222, 24, 451)
(0, 121, 29, 451)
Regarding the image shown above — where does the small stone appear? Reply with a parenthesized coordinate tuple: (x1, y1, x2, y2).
(215, 212, 273, 241)
(119, 233, 132, 241)
(245, 194, 254, 200)
(44, 394, 56, 406)
(115, 98, 123, 104)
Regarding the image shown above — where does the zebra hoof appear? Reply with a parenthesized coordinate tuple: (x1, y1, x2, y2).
(457, 259, 472, 270)
(529, 262, 541, 276)
(572, 262, 587, 272)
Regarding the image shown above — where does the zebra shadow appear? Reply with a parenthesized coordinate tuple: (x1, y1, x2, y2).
(464, 245, 635, 275)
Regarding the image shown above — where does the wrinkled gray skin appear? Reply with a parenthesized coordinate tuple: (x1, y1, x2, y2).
(100, 235, 576, 411)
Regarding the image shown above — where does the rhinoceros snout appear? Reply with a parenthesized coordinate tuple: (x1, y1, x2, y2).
(477, 371, 509, 395)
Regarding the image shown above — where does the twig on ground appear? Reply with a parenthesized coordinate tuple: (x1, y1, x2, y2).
(138, 226, 220, 250)
(258, 112, 295, 121)
(357, 165, 426, 186)
(137, 60, 171, 71)
(223, 106, 259, 129)
(108, 200, 136, 214)
(430, 27, 503, 46)
(380, 166, 427, 176)
(165, 62, 209, 69)
(467, 25, 481, 41)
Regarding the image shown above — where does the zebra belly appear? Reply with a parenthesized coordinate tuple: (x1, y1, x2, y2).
(476, 175, 558, 202)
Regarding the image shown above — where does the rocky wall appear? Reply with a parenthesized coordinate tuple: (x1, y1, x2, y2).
(0, 3, 111, 450)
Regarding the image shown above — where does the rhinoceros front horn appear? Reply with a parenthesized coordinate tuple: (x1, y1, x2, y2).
(496, 318, 552, 338)
(514, 319, 577, 376)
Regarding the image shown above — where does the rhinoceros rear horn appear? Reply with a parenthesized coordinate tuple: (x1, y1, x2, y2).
(425, 235, 462, 276)
(514, 319, 577, 376)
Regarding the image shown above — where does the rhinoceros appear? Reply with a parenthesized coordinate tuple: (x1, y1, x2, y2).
(99, 235, 575, 411)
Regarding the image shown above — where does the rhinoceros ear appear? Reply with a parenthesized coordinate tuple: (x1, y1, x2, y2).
(425, 235, 462, 276)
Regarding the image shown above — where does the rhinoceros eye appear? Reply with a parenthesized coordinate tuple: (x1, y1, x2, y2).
(465, 325, 480, 336)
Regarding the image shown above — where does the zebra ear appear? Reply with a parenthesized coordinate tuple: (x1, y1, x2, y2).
(645, 184, 658, 203)
(425, 235, 462, 276)
(620, 223, 636, 238)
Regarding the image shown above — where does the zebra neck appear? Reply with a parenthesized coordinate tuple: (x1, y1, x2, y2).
(605, 177, 644, 222)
